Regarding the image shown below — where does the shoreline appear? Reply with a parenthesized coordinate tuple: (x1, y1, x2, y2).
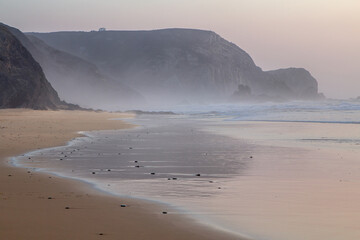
(0, 109, 243, 240)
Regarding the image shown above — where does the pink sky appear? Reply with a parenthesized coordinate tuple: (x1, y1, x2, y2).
(1, 0, 359, 98)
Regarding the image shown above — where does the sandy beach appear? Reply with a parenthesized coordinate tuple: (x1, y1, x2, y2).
(0, 109, 241, 240)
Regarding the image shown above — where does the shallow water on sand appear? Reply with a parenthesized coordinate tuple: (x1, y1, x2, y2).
(15, 114, 360, 240)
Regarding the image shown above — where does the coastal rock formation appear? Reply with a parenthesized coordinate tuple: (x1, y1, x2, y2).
(229, 84, 252, 102)
(30, 29, 323, 104)
(0, 24, 73, 109)
(266, 68, 319, 100)
(3, 23, 144, 110)
(27, 35, 145, 110)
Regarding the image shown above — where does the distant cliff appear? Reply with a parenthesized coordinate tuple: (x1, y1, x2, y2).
(30, 29, 323, 104)
(3, 24, 144, 110)
(0, 24, 75, 109)
(266, 68, 320, 99)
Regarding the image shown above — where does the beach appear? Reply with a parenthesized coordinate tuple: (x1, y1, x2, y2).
(3, 105, 360, 240)
(11, 110, 360, 240)
(0, 109, 241, 240)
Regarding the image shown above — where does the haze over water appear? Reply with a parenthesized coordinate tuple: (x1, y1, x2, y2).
(14, 100, 360, 240)
(2, 0, 360, 98)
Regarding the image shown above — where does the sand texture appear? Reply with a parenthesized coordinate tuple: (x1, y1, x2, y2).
(0, 109, 241, 240)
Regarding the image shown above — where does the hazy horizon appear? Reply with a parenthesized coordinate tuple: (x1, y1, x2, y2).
(1, 0, 359, 99)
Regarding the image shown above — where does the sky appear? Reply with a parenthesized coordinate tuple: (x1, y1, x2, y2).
(1, 0, 359, 98)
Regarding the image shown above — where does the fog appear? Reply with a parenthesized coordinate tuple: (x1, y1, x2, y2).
(21, 29, 324, 111)
(1, 0, 359, 99)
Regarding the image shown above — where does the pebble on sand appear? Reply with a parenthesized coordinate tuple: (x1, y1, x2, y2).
(162, 211, 168, 214)
(120, 204, 127, 207)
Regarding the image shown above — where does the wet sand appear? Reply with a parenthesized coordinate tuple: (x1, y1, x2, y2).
(0, 109, 242, 240)
(202, 120, 360, 240)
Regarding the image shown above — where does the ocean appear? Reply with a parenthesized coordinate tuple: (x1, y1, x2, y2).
(13, 99, 360, 240)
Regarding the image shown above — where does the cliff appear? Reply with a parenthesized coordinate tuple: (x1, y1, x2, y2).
(0, 24, 74, 109)
(30, 29, 322, 104)
(266, 68, 319, 100)
(3, 24, 144, 110)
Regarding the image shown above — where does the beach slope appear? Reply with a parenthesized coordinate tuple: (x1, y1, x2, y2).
(0, 109, 241, 240)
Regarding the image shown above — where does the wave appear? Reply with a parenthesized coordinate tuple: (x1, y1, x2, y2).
(146, 99, 360, 124)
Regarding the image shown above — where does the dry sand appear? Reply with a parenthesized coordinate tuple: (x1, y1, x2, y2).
(0, 109, 242, 240)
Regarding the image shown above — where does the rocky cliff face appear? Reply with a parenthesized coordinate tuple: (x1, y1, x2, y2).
(3, 24, 144, 110)
(31, 29, 322, 104)
(266, 68, 320, 99)
(0, 24, 73, 109)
